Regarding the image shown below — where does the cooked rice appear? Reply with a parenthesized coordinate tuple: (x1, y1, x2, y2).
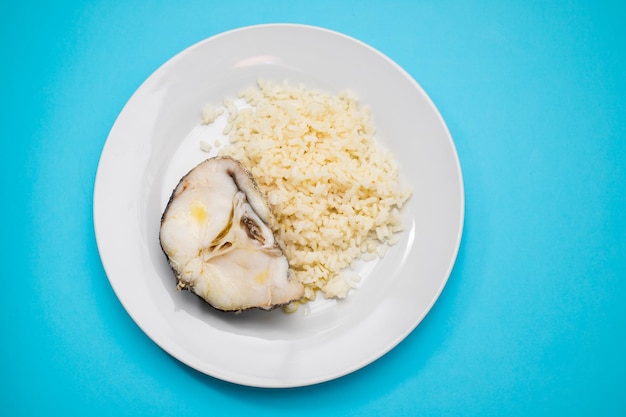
(205, 79, 412, 304)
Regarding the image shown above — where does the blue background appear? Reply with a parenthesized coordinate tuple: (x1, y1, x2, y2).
(2, 1, 625, 415)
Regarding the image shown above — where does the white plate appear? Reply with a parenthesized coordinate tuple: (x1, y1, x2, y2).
(93, 24, 464, 388)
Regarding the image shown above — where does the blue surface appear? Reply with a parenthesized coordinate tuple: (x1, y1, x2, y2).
(2, 1, 625, 415)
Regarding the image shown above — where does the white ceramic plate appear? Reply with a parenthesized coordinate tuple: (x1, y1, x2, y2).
(93, 24, 464, 388)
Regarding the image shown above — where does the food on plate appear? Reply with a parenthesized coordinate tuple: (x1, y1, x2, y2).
(203, 79, 412, 307)
(159, 156, 305, 312)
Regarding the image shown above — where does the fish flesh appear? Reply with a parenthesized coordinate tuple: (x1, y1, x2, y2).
(159, 157, 304, 312)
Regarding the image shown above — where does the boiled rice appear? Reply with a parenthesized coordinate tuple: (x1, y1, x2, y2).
(204, 79, 412, 304)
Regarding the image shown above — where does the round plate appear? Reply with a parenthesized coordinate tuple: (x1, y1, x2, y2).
(93, 24, 464, 388)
